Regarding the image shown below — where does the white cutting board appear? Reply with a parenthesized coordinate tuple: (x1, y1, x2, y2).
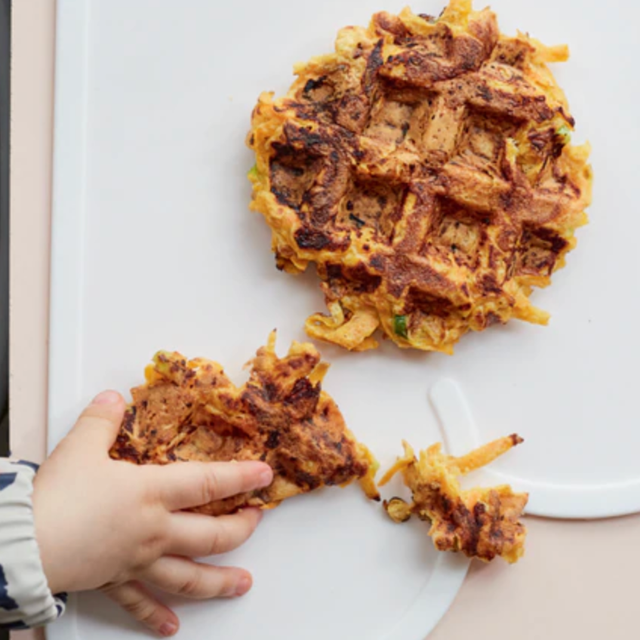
(48, 0, 639, 638)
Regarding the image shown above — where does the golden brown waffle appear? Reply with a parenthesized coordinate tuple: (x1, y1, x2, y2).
(109, 333, 379, 516)
(380, 435, 527, 563)
(248, 0, 592, 353)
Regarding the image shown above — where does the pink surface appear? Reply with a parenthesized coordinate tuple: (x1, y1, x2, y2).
(9, 2, 640, 639)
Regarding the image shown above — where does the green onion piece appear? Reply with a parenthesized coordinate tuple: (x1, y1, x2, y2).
(394, 315, 409, 339)
(248, 164, 259, 179)
(557, 125, 572, 144)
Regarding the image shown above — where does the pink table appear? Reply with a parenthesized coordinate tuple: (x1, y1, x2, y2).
(10, 2, 639, 639)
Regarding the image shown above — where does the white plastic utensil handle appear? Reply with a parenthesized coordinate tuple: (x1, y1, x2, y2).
(430, 379, 640, 519)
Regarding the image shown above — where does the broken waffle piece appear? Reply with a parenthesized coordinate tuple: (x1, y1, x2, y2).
(380, 435, 527, 563)
(110, 332, 379, 515)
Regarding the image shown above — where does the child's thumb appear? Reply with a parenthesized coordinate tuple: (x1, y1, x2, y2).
(67, 390, 126, 454)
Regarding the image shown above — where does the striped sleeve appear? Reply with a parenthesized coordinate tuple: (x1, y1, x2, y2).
(0, 458, 67, 629)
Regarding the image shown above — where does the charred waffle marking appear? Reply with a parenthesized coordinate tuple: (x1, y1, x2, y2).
(109, 334, 379, 516)
(248, 0, 592, 353)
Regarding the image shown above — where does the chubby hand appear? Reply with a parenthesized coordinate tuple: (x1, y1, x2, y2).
(32, 390, 273, 637)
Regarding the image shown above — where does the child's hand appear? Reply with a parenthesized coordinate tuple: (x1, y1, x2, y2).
(32, 390, 273, 637)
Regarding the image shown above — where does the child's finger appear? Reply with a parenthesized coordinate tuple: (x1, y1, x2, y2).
(102, 581, 179, 637)
(165, 508, 262, 558)
(153, 460, 273, 511)
(138, 556, 253, 599)
(65, 391, 126, 455)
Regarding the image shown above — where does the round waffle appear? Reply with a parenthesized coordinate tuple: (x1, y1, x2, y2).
(247, 0, 592, 353)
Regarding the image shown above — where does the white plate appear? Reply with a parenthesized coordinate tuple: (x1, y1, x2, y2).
(48, 0, 639, 638)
